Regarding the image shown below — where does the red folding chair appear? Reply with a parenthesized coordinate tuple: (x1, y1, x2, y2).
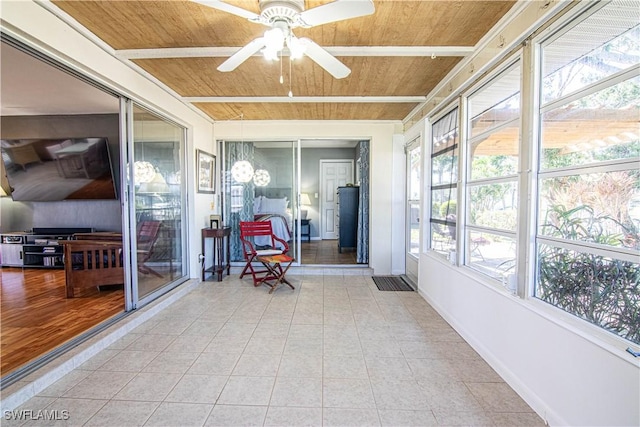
(239, 221, 293, 289)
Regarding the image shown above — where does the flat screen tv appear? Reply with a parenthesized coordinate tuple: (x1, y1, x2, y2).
(1, 137, 118, 201)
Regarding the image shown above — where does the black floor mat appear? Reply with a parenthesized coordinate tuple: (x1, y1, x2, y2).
(372, 276, 414, 291)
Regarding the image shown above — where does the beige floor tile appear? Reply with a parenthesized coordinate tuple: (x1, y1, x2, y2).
(112, 372, 182, 402)
(204, 404, 267, 426)
(269, 377, 322, 407)
(323, 408, 381, 427)
(264, 406, 322, 427)
(142, 352, 199, 374)
(365, 356, 414, 380)
(323, 378, 376, 409)
(243, 335, 287, 355)
(431, 408, 494, 426)
(162, 335, 212, 353)
(23, 397, 108, 427)
(417, 380, 483, 412)
(144, 402, 213, 426)
(278, 354, 323, 378)
(217, 376, 275, 406)
(287, 324, 323, 341)
(96, 350, 159, 373)
(284, 338, 323, 356)
(164, 374, 228, 404)
(37, 370, 92, 398)
(323, 355, 368, 379)
(180, 320, 224, 337)
(124, 334, 176, 352)
(62, 371, 136, 400)
(83, 400, 158, 427)
(370, 378, 430, 411)
(378, 409, 438, 426)
(466, 382, 533, 413)
(187, 352, 240, 376)
(232, 353, 281, 376)
(204, 335, 250, 354)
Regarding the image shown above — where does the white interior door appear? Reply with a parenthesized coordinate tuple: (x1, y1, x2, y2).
(320, 160, 353, 240)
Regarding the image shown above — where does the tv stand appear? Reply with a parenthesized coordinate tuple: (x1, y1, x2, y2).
(1, 227, 94, 268)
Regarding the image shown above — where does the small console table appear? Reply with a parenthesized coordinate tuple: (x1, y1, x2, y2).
(201, 227, 231, 282)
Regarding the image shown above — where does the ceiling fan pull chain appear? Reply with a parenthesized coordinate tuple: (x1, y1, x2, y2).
(288, 55, 293, 97)
(279, 51, 284, 84)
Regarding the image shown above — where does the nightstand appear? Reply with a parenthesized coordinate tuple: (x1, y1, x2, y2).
(297, 219, 311, 242)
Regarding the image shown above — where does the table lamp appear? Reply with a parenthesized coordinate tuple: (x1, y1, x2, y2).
(300, 193, 312, 219)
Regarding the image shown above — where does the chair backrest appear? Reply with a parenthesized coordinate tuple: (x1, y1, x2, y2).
(137, 220, 161, 252)
(239, 221, 288, 255)
(240, 221, 274, 238)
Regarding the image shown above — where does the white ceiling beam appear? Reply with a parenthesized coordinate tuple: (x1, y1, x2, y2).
(117, 46, 474, 60)
(183, 96, 426, 103)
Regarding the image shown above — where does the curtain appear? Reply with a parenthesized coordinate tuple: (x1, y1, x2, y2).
(356, 140, 369, 264)
(224, 141, 255, 261)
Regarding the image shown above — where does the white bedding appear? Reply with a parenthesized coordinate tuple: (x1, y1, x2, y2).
(253, 196, 292, 249)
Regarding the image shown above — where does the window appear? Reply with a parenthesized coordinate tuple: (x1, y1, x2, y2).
(535, 1, 640, 344)
(430, 108, 459, 257)
(408, 141, 421, 256)
(465, 61, 521, 283)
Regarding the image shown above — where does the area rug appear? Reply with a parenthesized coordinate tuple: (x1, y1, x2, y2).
(372, 275, 414, 291)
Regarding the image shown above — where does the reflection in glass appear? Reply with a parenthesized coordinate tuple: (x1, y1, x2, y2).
(540, 77, 640, 170)
(133, 105, 185, 299)
(469, 63, 521, 139)
(542, 11, 639, 104)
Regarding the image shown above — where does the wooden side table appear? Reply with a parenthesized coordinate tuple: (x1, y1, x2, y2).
(201, 227, 231, 282)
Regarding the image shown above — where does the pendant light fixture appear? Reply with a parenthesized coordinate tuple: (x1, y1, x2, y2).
(230, 113, 254, 183)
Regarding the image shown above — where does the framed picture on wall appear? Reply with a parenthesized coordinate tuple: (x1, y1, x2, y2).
(197, 149, 215, 193)
(209, 214, 222, 229)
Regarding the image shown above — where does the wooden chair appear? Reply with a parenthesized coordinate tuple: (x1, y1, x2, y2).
(137, 220, 163, 278)
(239, 221, 290, 287)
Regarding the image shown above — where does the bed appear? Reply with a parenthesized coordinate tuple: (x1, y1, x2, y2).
(62, 233, 124, 298)
(253, 188, 293, 249)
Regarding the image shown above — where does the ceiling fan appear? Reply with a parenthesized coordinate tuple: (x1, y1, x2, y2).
(193, 0, 375, 79)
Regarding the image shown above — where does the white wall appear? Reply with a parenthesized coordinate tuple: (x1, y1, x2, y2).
(214, 120, 400, 274)
(419, 254, 640, 427)
(1, 0, 216, 278)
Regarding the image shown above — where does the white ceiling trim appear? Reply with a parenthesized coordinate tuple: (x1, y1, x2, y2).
(184, 96, 426, 103)
(116, 46, 474, 60)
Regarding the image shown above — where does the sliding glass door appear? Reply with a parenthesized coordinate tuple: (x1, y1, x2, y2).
(223, 140, 300, 265)
(129, 104, 187, 304)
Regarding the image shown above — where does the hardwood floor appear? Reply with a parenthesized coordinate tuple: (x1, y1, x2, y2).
(300, 239, 359, 264)
(0, 267, 124, 377)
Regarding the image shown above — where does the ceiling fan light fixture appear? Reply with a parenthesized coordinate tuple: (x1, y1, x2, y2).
(264, 25, 286, 50)
(287, 36, 306, 60)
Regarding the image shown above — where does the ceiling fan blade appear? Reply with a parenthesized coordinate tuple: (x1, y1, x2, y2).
(299, 0, 374, 27)
(217, 37, 266, 72)
(191, 0, 259, 21)
(300, 38, 350, 79)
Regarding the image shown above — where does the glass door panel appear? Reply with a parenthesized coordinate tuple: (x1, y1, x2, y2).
(132, 105, 186, 300)
(223, 140, 298, 264)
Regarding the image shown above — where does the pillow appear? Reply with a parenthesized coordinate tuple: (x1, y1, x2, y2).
(253, 196, 263, 213)
(261, 197, 288, 214)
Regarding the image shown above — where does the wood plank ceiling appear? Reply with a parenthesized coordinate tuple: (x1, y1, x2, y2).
(51, 0, 517, 121)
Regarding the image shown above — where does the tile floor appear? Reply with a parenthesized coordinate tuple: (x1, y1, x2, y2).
(4, 275, 545, 426)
